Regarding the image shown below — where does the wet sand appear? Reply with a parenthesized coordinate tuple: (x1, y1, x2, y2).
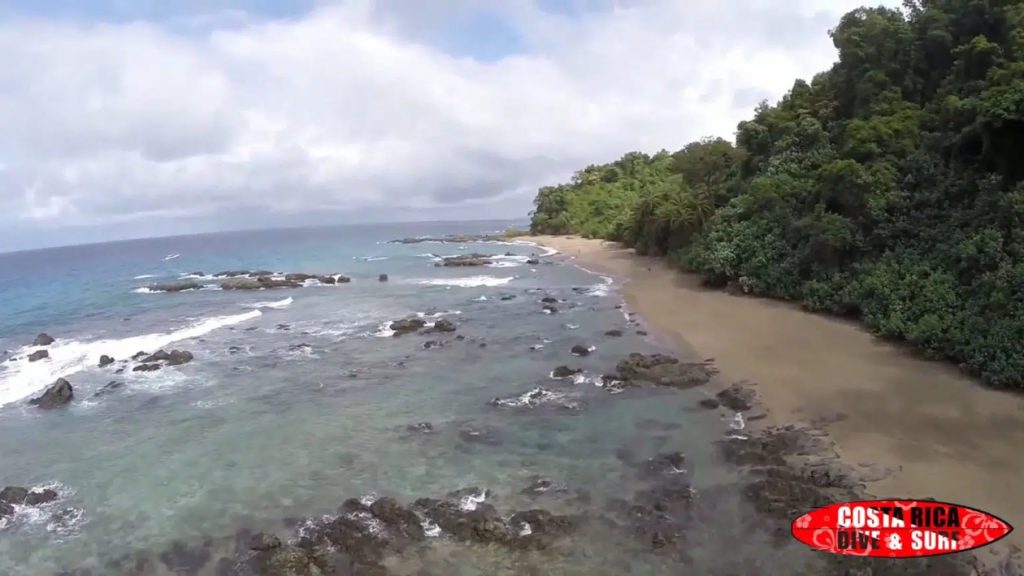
(533, 235, 1024, 558)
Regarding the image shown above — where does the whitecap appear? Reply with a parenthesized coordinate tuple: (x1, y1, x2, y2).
(359, 493, 379, 506)
(421, 517, 442, 538)
(564, 324, 580, 330)
(418, 276, 514, 288)
(133, 274, 156, 280)
(246, 296, 293, 310)
(518, 522, 533, 537)
(0, 310, 261, 407)
(487, 261, 522, 268)
(474, 295, 488, 301)
(355, 256, 389, 262)
(458, 489, 488, 512)
(372, 321, 395, 338)
(164, 253, 180, 261)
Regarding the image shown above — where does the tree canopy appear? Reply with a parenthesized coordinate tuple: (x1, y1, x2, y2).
(530, 0, 1024, 389)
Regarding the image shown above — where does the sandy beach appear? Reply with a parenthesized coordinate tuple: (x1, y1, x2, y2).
(534, 234, 1024, 560)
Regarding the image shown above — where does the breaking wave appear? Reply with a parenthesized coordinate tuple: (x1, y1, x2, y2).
(0, 310, 262, 408)
(418, 276, 514, 288)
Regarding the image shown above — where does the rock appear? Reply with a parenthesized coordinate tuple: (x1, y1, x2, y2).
(219, 277, 264, 290)
(214, 270, 251, 278)
(570, 344, 592, 357)
(0, 486, 29, 504)
(378, 274, 388, 282)
(551, 365, 581, 379)
(335, 275, 351, 283)
(249, 532, 282, 551)
(148, 280, 202, 293)
(500, 294, 516, 301)
(131, 351, 148, 361)
(28, 350, 49, 362)
(317, 275, 336, 285)
(698, 398, 720, 409)
(248, 544, 317, 576)
(93, 381, 125, 397)
(141, 349, 194, 366)
(716, 383, 756, 411)
(389, 317, 426, 336)
(636, 330, 648, 336)
(369, 497, 426, 541)
(98, 355, 115, 368)
(25, 488, 58, 506)
(133, 363, 161, 372)
(540, 296, 558, 304)
(0, 501, 12, 519)
(615, 353, 713, 388)
(33, 333, 55, 346)
(28, 378, 73, 409)
(526, 258, 540, 265)
(639, 452, 687, 478)
(284, 273, 315, 282)
(604, 329, 624, 337)
(436, 253, 494, 267)
(423, 340, 444, 350)
(424, 318, 456, 333)
(405, 422, 434, 434)
(520, 477, 564, 497)
(542, 304, 558, 314)
(256, 277, 302, 289)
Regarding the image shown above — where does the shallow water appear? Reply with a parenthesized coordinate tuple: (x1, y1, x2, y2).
(0, 223, 821, 574)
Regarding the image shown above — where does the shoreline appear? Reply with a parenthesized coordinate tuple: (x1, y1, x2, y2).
(533, 234, 1024, 566)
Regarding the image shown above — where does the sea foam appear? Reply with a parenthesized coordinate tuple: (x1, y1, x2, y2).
(418, 276, 514, 288)
(0, 310, 262, 408)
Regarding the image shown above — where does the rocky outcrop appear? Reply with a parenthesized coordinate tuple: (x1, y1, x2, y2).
(378, 274, 389, 282)
(435, 253, 494, 267)
(140, 349, 194, 366)
(148, 280, 202, 293)
(551, 365, 581, 379)
(389, 318, 426, 336)
(98, 355, 115, 368)
(0, 485, 58, 516)
(33, 333, 55, 346)
(220, 276, 301, 290)
(423, 318, 456, 333)
(614, 353, 714, 388)
(28, 378, 73, 409)
(716, 382, 757, 411)
(28, 350, 49, 362)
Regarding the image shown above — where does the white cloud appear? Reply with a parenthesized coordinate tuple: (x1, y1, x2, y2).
(0, 0, 898, 240)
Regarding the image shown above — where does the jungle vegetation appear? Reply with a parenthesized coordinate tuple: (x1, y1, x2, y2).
(529, 0, 1024, 388)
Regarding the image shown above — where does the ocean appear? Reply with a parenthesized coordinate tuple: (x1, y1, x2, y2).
(0, 221, 815, 575)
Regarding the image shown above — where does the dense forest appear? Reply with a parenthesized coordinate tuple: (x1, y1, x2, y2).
(530, 0, 1024, 389)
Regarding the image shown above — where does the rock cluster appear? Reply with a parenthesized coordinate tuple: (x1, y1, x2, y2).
(435, 253, 494, 267)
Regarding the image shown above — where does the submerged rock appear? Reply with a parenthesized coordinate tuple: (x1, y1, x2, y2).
(33, 333, 55, 346)
(542, 304, 558, 314)
(604, 329, 624, 337)
(98, 355, 115, 368)
(249, 532, 282, 551)
(28, 378, 73, 409)
(378, 274, 388, 282)
(698, 398, 720, 409)
(540, 296, 558, 304)
(28, 349, 49, 362)
(93, 381, 125, 398)
(615, 353, 713, 388)
(526, 258, 540, 265)
(405, 422, 435, 434)
(147, 280, 201, 293)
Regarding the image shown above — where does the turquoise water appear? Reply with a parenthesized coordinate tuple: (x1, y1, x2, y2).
(0, 222, 816, 574)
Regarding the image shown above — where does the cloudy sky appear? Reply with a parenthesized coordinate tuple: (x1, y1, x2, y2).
(0, 0, 894, 251)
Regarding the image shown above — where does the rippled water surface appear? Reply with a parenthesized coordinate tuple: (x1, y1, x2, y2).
(0, 222, 819, 574)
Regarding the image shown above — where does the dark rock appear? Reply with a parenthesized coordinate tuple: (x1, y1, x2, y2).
(219, 277, 263, 290)
(28, 349, 49, 362)
(716, 383, 756, 411)
(33, 333, 55, 346)
(570, 344, 592, 357)
(423, 340, 444, 350)
(454, 335, 465, 341)
(389, 317, 426, 336)
(636, 330, 648, 336)
(0, 486, 29, 504)
(214, 270, 251, 278)
(551, 365, 581, 379)
(698, 398, 720, 409)
(424, 318, 456, 333)
(98, 355, 115, 368)
(378, 274, 388, 282)
(526, 258, 540, 265)
(133, 363, 161, 372)
(141, 349, 194, 366)
(228, 346, 243, 355)
(147, 280, 202, 293)
(369, 496, 426, 541)
(520, 477, 565, 497)
(247, 543, 316, 576)
(405, 422, 434, 434)
(500, 294, 516, 301)
(256, 276, 303, 289)
(507, 509, 577, 550)
(28, 378, 73, 409)
(604, 329, 624, 337)
(93, 381, 125, 397)
(436, 253, 494, 267)
(284, 273, 315, 282)
(0, 501, 12, 519)
(250, 532, 282, 551)
(478, 342, 487, 348)
(317, 275, 336, 285)
(132, 351, 148, 361)
(615, 353, 713, 388)
(24, 488, 58, 506)
(540, 296, 558, 304)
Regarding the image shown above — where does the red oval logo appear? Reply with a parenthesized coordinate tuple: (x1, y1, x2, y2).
(791, 500, 1013, 558)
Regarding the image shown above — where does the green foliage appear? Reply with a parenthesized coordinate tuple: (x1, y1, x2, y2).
(529, 1, 1024, 388)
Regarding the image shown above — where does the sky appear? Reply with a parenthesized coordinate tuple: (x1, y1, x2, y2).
(0, 0, 898, 252)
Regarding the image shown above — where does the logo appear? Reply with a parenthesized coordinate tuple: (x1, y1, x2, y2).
(791, 500, 1013, 558)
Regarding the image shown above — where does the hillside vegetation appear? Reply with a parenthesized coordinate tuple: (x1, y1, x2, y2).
(530, 0, 1024, 388)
